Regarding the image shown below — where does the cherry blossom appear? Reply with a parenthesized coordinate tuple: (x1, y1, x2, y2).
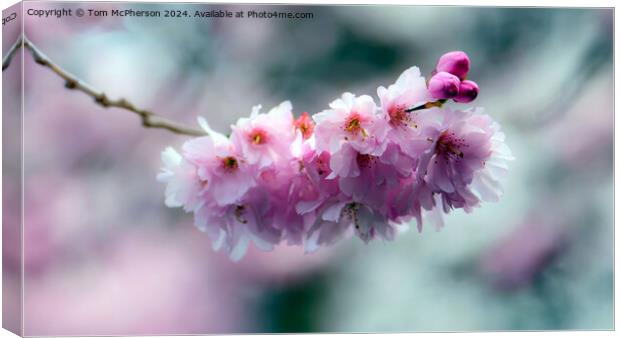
(159, 51, 513, 261)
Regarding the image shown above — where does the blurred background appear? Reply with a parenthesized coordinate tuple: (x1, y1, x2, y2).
(2, 3, 613, 335)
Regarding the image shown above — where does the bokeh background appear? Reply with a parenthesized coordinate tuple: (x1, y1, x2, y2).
(2, 2, 613, 335)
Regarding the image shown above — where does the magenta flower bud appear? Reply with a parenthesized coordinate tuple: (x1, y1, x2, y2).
(436, 51, 470, 80)
(454, 80, 479, 103)
(428, 72, 461, 99)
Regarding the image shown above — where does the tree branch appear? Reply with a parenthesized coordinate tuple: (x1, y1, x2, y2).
(2, 34, 207, 137)
(1, 34, 24, 71)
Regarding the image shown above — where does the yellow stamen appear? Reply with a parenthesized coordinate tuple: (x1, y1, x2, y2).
(253, 133, 262, 144)
(346, 118, 361, 133)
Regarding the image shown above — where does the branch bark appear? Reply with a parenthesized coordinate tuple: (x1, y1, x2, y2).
(2, 34, 207, 137)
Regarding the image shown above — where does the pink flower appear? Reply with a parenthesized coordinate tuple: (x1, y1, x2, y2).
(158, 119, 278, 261)
(158, 55, 513, 261)
(253, 159, 310, 246)
(271, 174, 320, 245)
(193, 188, 281, 261)
(417, 107, 514, 215)
(290, 112, 317, 161)
(435, 51, 471, 80)
(303, 200, 352, 252)
(428, 72, 461, 100)
(293, 112, 315, 140)
(182, 135, 254, 207)
(157, 147, 204, 212)
(377, 66, 432, 127)
(313, 93, 389, 178)
(231, 101, 295, 169)
(284, 145, 340, 245)
(384, 178, 435, 232)
(338, 144, 414, 209)
(454, 80, 480, 103)
(377, 66, 436, 158)
(305, 200, 401, 252)
(298, 151, 340, 202)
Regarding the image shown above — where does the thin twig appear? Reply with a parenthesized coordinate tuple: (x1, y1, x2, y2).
(2, 34, 207, 137)
(405, 99, 446, 112)
(1, 34, 24, 71)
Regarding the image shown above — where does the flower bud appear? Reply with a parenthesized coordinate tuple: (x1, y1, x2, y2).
(428, 72, 461, 99)
(436, 51, 470, 80)
(454, 80, 479, 103)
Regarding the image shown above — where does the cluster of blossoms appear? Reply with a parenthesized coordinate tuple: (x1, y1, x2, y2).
(427, 51, 480, 103)
(158, 51, 513, 261)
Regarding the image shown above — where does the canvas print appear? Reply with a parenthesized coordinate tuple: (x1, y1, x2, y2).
(1, 2, 614, 336)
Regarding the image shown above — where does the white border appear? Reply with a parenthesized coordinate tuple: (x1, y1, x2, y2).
(0, 1, 616, 338)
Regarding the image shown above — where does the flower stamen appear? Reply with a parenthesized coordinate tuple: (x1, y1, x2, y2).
(344, 113, 368, 137)
(342, 203, 360, 229)
(437, 131, 466, 159)
(388, 105, 412, 127)
(248, 129, 268, 145)
(356, 153, 377, 169)
(234, 205, 248, 224)
(294, 112, 315, 140)
(221, 156, 239, 172)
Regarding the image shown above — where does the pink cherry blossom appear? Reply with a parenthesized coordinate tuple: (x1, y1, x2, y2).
(417, 107, 514, 216)
(337, 144, 413, 210)
(377, 66, 432, 127)
(313, 92, 389, 178)
(182, 135, 254, 207)
(377, 66, 437, 159)
(293, 111, 315, 140)
(255, 159, 310, 246)
(193, 188, 281, 261)
(159, 53, 513, 261)
(305, 200, 402, 252)
(157, 147, 204, 212)
(231, 101, 296, 169)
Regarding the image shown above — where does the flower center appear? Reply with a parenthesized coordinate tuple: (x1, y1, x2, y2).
(249, 129, 268, 145)
(436, 131, 466, 159)
(356, 153, 377, 169)
(221, 156, 239, 172)
(347, 118, 361, 132)
(234, 205, 248, 224)
(342, 203, 361, 229)
(294, 112, 315, 140)
(344, 113, 368, 137)
(388, 105, 411, 126)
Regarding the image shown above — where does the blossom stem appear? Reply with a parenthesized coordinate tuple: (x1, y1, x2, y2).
(405, 99, 446, 112)
(2, 34, 207, 137)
